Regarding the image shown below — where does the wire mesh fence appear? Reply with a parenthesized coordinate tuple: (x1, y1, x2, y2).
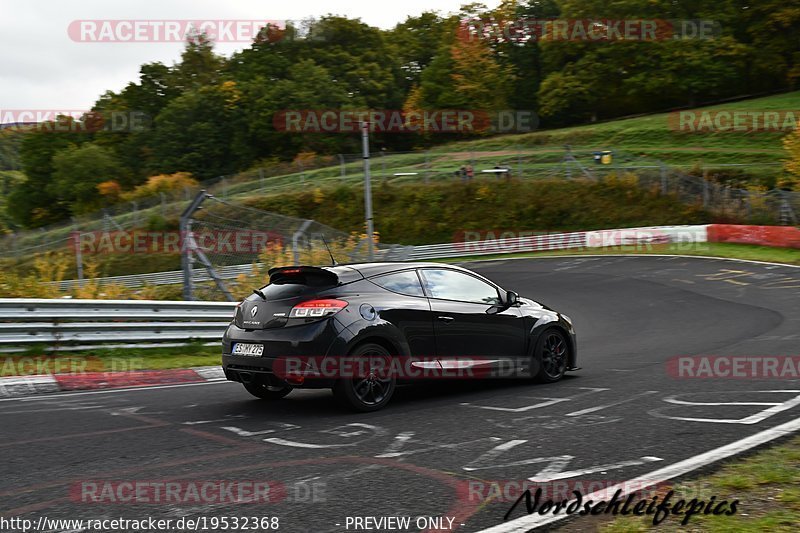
(179, 195, 414, 300)
(0, 147, 797, 299)
(1, 147, 795, 252)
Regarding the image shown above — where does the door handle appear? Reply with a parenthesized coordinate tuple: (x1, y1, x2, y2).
(437, 316, 455, 322)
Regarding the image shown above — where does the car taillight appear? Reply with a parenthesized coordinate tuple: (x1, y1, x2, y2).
(290, 299, 348, 319)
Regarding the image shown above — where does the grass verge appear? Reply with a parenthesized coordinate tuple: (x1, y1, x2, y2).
(573, 435, 800, 532)
(444, 242, 800, 266)
(1, 343, 221, 377)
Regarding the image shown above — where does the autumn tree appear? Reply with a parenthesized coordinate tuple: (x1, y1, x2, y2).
(782, 123, 800, 190)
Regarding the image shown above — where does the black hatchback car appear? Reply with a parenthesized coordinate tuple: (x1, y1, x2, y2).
(222, 262, 577, 411)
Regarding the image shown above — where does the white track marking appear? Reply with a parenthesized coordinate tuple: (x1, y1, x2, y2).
(375, 434, 497, 459)
(0, 379, 232, 402)
(462, 397, 571, 413)
(462, 439, 528, 471)
(476, 415, 800, 532)
(650, 390, 800, 425)
(182, 414, 247, 425)
(565, 391, 658, 417)
(528, 456, 663, 482)
(222, 423, 300, 437)
(462, 388, 609, 413)
(263, 423, 386, 448)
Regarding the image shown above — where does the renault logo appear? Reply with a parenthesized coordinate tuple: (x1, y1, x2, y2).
(251, 306, 258, 318)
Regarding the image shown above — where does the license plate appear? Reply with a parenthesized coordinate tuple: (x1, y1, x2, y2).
(232, 343, 264, 357)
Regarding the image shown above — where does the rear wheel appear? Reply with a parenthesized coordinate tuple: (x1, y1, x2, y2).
(243, 381, 293, 400)
(533, 329, 568, 383)
(333, 343, 396, 412)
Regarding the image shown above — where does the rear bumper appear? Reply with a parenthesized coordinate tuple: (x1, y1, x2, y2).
(222, 318, 348, 389)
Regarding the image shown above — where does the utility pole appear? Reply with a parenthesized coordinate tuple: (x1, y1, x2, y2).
(361, 122, 375, 261)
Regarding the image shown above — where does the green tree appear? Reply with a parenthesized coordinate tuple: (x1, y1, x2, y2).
(240, 59, 363, 159)
(388, 12, 450, 91)
(298, 17, 404, 109)
(7, 119, 84, 226)
(537, 70, 596, 125)
(411, 20, 513, 112)
(174, 33, 224, 91)
(52, 143, 127, 213)
(148, 82, 249, 179)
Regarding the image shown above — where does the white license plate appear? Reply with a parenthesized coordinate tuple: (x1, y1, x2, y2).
(232, 343, 264, 357)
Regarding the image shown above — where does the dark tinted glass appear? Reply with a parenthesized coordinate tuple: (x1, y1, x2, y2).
(421, 269, 500, 304)
(261, 271, 336, 300)
(372, 271, 424, 297)
(260, 283, 322, 300)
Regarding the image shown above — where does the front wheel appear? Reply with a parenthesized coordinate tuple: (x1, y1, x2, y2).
(243, 381, 293, 400)
(333, 343, 396, 412)
(533, 329, 569, 383)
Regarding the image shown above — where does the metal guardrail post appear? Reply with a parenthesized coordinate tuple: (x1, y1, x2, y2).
(362, 123, 375, 261)
(71, 218, 83, 286)
(180, 191, 209, 301)
(292, 220, 314, 265)
(182, 193, 236, 302)
(779, 191, 798, 225)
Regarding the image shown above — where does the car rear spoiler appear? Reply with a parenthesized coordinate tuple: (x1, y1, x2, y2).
(267, 265, 363, 285)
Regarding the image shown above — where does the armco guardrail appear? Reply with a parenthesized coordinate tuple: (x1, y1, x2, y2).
(0, 225, 717, 351)
(0, 299, 236, 353)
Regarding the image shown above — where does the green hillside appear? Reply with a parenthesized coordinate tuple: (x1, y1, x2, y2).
(2, 90, 798, 253)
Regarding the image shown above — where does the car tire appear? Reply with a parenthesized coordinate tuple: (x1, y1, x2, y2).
(333, 343, 396, 412)
(243, 381, 293, 400)
(533, 329, 569, 383)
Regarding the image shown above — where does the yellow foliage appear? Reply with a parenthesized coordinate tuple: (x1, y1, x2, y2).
(602, 172, 640, 188)
(781, 122, 800, 190)
(293, 151, 318, 165)
(0, 252, 163, 300)
(476, 184, 491, 200)
(97, 180, 122, 200)
(122, 172, 199, 201)
(402, 85, 425, 129)
(228, 232, 380, 296)
(220, 80, 241, 109)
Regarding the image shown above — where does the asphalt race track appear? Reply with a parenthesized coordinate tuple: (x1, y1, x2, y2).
(2, 256, 799, 533)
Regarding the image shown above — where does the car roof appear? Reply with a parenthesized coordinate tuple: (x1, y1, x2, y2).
(336, 262, 474, 278)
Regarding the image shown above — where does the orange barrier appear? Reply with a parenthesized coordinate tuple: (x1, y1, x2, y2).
(707, 225, 800, 249)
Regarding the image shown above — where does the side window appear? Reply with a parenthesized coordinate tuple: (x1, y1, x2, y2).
(372, 271, 425, 297)
(421, 269, 500, 304)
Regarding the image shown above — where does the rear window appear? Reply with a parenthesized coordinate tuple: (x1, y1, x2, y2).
(260, 283, 322, 300)
(262, 271, 337, 300)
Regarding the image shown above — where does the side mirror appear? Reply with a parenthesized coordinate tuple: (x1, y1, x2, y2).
(504, 291, 519, 306)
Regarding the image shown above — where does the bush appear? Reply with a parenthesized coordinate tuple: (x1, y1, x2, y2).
(121, 172, 199, 201)
(244, 178, 711, 244)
